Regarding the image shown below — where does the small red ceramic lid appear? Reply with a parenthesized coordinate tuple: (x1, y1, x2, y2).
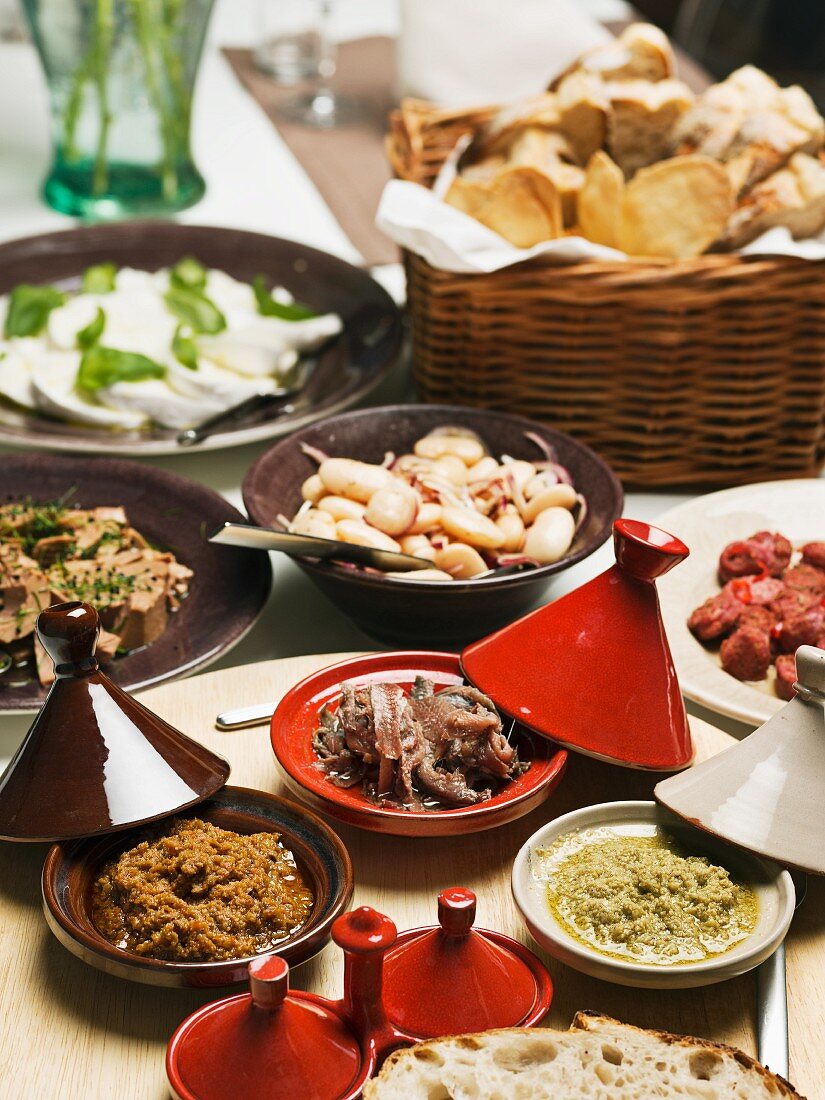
(166, 955, 367, 1100)
(461, 519, 693, 771)
(382, 888, 552, 1038)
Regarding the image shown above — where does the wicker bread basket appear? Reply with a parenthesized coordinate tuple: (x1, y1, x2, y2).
(388, 100, 825, 488)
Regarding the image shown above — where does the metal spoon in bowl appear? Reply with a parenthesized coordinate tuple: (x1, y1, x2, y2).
(756, 869, 807, 1079)
(209, 521, 432, 573)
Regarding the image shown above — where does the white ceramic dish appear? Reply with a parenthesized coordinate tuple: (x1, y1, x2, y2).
(656, 479, 825, 727)
(511, 800, 795, 990)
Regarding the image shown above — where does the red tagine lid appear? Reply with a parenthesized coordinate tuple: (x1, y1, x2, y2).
(167, 955, 367, 1100)
(461, 519, 693, 771)
(382, 887, 552, 1038)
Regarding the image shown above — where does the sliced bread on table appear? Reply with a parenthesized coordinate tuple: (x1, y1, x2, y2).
(365, 1012, 804, 1100)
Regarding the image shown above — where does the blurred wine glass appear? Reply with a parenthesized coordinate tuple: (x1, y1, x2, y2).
(257, 0, 364, 127)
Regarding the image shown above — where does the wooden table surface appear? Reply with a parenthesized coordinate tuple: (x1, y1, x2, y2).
(1, 653, 822, 1099)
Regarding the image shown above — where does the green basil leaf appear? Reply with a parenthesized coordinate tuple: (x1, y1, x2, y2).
(4, 284, 66, 338)
(170, 256, 207, 292)
(76, 307, 106, 350)
(172, 324, 198, 370)
(81, 263, 117, 294)
(77, 346, 166, 391)
(252, 275, 316, 321)
(164, 285, 226, 335)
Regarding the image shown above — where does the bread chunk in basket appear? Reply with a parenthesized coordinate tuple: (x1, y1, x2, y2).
(435, 22, 825, 258)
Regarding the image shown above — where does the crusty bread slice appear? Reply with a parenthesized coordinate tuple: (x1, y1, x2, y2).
(505, 128, 585, 226)
(445, 166, 563, 247)
(550, 23, 675, 89)
(578, 151, 624, 248)
(365, 1013, 804, 1100)
(606, 78, 694, 176)
(717, 151, 825, 248)
(672, 66, 825, 197)
(555, 70, 610, 164)
(478, 94, 560, 158)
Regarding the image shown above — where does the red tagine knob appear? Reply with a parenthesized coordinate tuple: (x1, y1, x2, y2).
(248, 954, 289, 1011)
(437, 887, 476, 936)
(613, 518, 689, 582)
(332, 906, 398, 953)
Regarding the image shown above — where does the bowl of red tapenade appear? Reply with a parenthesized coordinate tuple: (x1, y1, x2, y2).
(41, 786, 353, 987)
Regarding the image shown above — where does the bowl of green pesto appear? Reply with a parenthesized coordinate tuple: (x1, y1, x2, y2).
(512, 800, 795, 989)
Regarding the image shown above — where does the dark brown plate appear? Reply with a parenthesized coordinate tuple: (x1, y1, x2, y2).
(243, 405, 624, 645)
(42, 786, 354, 988)
(0, 223, 403, 455)
(0, 453, 271, 713)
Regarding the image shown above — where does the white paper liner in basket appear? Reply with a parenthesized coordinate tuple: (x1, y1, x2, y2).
(376, 175, 825, 276)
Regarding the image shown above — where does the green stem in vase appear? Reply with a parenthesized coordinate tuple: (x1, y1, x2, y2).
(130, 0, 180, 201)
(91, 0, 114, 195)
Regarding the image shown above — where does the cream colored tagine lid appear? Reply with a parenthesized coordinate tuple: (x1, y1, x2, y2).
(655, 645, 825, 875)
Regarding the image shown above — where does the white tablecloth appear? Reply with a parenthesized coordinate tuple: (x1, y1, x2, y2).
(0, 0, 772, 760)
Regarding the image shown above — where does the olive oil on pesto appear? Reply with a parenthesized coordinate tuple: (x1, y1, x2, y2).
(536, 828, 758, 966)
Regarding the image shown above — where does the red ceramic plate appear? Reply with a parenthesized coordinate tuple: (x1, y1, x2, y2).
(270, 652, 568, 837)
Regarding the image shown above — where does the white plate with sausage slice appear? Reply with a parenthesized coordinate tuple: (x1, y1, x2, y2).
(656, 479, 825, 728)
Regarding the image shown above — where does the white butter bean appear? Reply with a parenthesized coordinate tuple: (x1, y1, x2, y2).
(317, 496, 367, 522)
(499, 459, 535, 491)
(336, 520, 401, 553)
(523, 507, 575, 564)
(301, 474, 326, 504)
(495, 506, 526, 553)
(467, 456, 500, 482)
(291, 509, 337, 539)
(521, 483, 578, 524)
(432, 455, 469, 485)
(407, 502, 442, 535)
(365, 485, 418, 537)
(435, 542, 488, 579)
(400, 535, 437, 562)
(318, 458, 393, 503)
(414, 431, 485, 466)
(440, 506, 505, 550)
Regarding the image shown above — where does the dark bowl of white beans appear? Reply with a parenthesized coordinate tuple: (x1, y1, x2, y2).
(242, 405, 623, 646)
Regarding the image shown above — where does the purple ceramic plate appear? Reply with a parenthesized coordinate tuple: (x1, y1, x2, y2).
(0, 453, 271, 713)
(0, 223, 402, 455)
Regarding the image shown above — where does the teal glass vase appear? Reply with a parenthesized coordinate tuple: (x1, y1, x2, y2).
(22, 0, 215, 220)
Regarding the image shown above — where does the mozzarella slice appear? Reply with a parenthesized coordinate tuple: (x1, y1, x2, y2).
(196, 313, 341, 378)
(166, 358, 275, 406)
(204, 269, 257, 321)
(102, 288, 178, 362)
(100, 377, 224, 429)
(47, 295, 103, 350)
(0, 344, 37, 409)
(31, 352, 147, 429)
(116, 267, 167, 294)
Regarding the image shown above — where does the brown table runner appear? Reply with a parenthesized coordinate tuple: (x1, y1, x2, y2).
(224, 38, 399, 267)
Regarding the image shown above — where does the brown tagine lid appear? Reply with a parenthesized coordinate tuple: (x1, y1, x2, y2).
(0, 602, 230, 842)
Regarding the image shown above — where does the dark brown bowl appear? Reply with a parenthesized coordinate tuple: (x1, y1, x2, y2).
(243, 405, 623, 645)
(0, 223, 402, 455)
(0, 454, 272, 712)
(41, 786, 354, 988)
